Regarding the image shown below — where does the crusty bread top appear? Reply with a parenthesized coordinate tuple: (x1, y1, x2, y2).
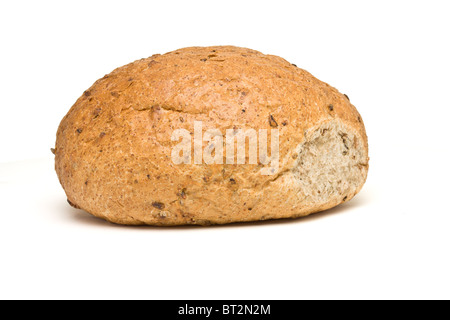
(55, 46, 368, 225)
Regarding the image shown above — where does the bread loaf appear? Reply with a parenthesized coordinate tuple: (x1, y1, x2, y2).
(54, 46, 369, 225)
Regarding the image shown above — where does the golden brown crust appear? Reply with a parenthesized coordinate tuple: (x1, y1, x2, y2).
(55, 46, 369, 225)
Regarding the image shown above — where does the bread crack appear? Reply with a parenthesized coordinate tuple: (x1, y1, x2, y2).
(131, 104, 206, 115)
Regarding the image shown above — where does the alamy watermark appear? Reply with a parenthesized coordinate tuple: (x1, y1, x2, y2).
(171, 121, 279, 175)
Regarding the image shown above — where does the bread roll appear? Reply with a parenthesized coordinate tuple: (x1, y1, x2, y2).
(54, 46, 369, 225)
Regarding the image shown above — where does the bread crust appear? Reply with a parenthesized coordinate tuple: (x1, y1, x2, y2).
(55, 46, 369, 225)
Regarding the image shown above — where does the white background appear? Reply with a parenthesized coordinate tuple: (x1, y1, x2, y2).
(1, 0, 449, 300)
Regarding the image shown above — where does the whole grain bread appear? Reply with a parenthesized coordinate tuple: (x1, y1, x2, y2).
(54, 46, 369, 225)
